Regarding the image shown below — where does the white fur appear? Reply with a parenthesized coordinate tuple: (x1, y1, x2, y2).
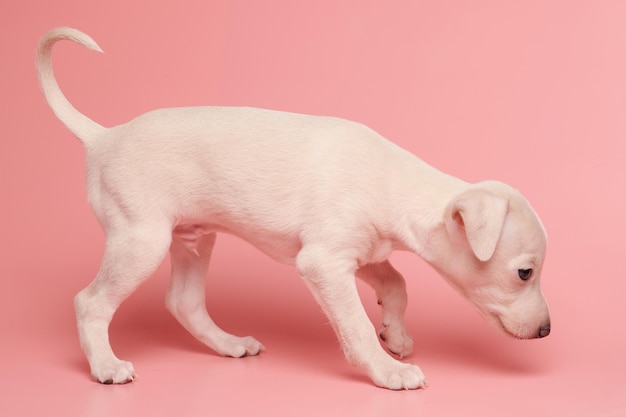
(37, 27, 550, 389)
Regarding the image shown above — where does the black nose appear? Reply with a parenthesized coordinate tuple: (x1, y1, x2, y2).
(538, 324, 551, 338)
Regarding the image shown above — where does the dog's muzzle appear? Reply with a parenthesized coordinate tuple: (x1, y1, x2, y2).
(537, 323, 551, 338)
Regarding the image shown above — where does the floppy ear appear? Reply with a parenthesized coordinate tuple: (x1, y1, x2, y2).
(446, 189, 508, 262)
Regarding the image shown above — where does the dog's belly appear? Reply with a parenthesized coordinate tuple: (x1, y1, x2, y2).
(172, 223, 301, 265)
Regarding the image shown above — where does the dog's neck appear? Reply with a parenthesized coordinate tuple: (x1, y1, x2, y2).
(386, 152, 467, 264)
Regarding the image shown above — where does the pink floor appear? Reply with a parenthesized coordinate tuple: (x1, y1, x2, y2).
(2, 1, 626, 416)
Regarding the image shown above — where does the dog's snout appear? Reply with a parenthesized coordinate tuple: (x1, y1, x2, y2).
(538, 323, 551, 338)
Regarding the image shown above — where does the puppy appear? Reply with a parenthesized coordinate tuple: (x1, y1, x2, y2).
(37, 27, 550, 389)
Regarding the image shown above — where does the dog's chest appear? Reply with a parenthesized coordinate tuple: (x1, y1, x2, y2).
(363, 239, 394, 265)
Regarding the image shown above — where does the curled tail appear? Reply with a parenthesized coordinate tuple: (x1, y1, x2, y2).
(37, 27, 106, 144)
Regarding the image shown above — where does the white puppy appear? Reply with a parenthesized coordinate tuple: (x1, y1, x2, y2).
(37, 27, 550, 389)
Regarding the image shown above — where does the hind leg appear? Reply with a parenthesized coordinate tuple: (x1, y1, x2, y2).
(74, 222, 172, 384)
(357, 261, 413, 358)
(166, 233, 264, 357)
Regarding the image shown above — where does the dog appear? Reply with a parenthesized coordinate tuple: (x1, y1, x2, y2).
(37, 27, 550, 390)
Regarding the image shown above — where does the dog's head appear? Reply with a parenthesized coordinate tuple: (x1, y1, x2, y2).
(434, 181, 550, 339)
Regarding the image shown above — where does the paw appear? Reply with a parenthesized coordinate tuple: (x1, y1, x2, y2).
(379, 323, 413, 358)
(219, 336, 265, 358)
(91, 359, 137, 384)
(369, 360, 427, 390)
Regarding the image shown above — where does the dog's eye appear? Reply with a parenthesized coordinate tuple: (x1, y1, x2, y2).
(518, 269, 533, 281)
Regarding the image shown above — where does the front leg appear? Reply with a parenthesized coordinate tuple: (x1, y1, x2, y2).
(296, 246, 426, 390)
(357, 261, 413, 358)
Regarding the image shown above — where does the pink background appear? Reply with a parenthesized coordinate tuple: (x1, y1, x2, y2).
(1, 1, 625, 416)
